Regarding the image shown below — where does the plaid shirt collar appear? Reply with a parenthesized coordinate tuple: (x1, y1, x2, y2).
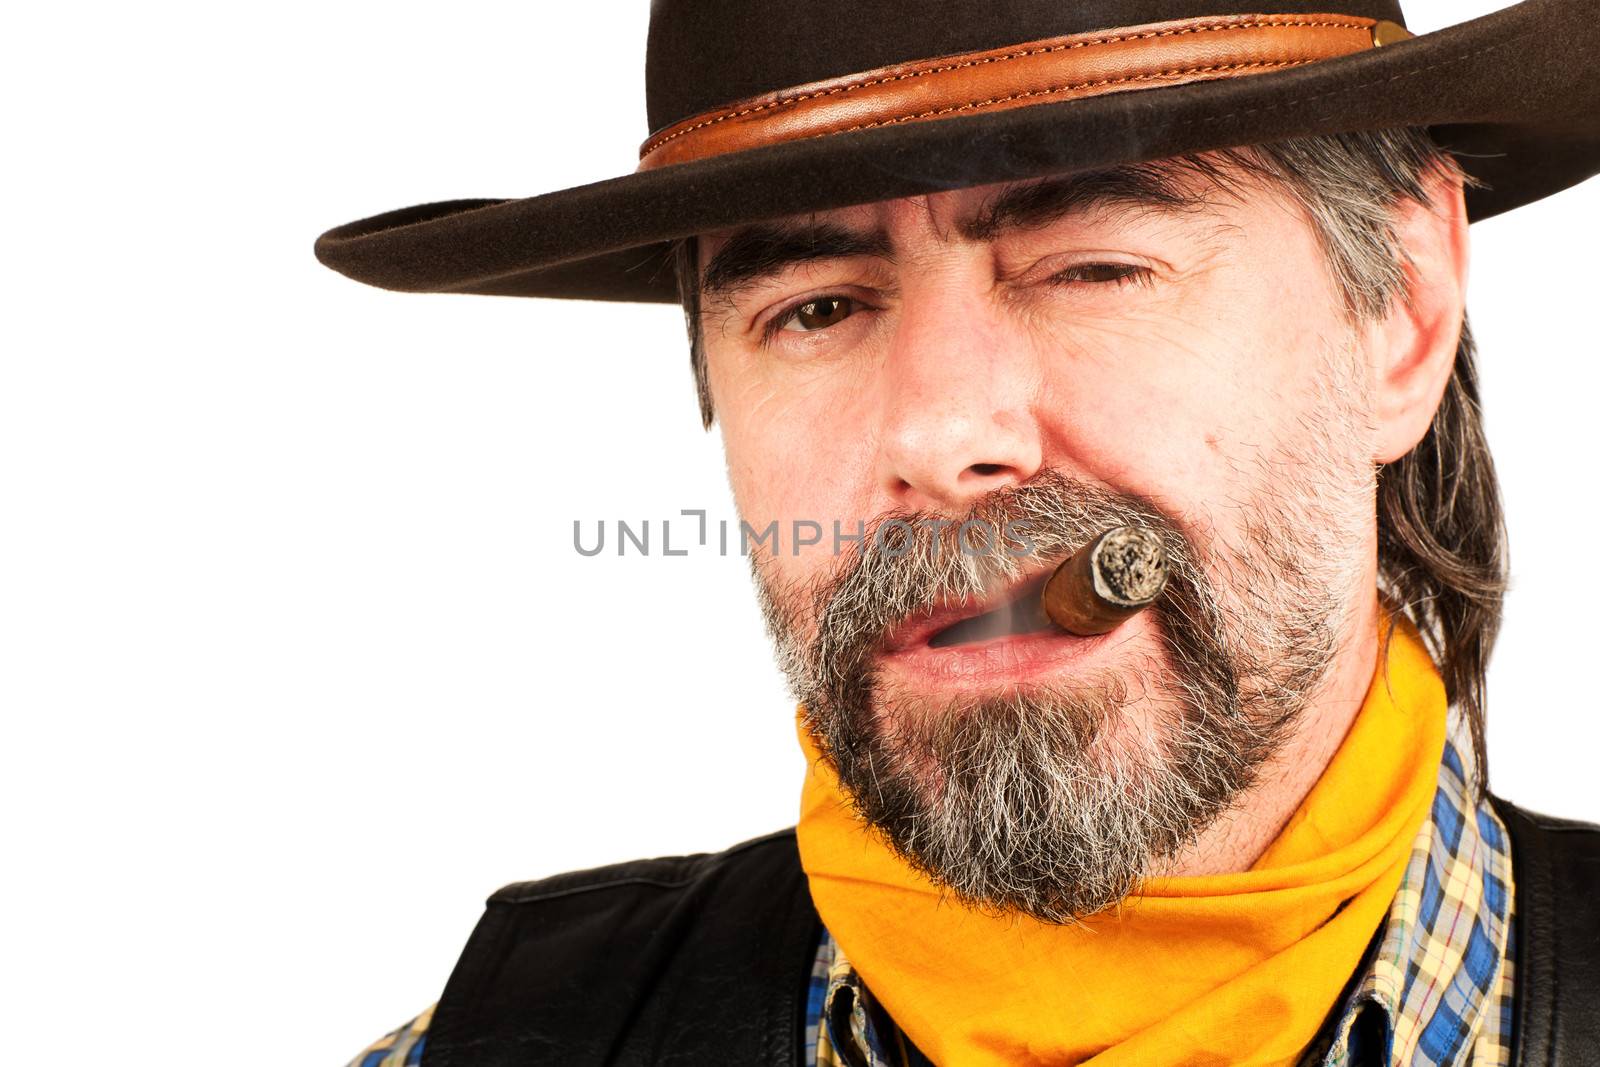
(807, 705, 1517, 1067)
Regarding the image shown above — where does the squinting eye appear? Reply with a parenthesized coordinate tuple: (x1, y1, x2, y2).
(1049, 263, 1151, 286)
(777, 295, 856, 333)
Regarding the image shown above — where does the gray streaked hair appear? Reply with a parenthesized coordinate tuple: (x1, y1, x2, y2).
(671, 128, 1507, 794)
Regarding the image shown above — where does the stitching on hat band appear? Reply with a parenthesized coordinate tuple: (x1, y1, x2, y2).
(637, 13, 1388, 171)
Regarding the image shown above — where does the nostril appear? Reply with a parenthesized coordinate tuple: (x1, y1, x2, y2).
(970, 463, 1005, 477)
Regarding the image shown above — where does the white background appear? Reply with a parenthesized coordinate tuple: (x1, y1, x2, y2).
(2, 2, 1595, 1063)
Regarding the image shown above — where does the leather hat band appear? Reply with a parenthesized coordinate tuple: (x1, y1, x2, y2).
(637, 13, 1410, 172)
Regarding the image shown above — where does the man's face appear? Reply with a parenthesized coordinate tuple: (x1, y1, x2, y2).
(696, 157, 1386, 921)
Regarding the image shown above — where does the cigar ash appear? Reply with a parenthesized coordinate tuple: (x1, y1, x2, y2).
(1094, 533, 1168, 606)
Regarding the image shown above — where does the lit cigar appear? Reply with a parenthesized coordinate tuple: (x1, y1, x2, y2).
(1041, 526, 1169, 636)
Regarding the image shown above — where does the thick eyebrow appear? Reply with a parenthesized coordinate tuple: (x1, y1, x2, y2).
(700, 223, 893, 299)
(959, 162, 1221, 243)
(697, 160, 1224, 298)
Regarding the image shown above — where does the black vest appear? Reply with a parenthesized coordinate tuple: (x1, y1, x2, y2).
(419, 795, 1599, 1066)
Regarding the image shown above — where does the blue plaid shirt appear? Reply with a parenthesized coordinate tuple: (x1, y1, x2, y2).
(349, 711, 1514, 1067)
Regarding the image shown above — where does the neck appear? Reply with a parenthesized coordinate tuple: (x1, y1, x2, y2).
(1157, 590, 1383, 878)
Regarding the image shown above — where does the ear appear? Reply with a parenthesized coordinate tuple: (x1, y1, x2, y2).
(1368, 166, 1471, 465)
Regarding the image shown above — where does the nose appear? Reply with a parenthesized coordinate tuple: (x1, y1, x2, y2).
(875, 275, 1043, 513)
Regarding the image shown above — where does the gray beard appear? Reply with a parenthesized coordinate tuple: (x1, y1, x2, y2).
(750, 358, 1374, 923)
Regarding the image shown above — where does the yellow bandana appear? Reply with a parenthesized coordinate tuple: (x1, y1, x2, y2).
(796, 618, 1446, 1066)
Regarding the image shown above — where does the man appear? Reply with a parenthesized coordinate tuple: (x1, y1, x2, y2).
(316, 0, 1599, 1063)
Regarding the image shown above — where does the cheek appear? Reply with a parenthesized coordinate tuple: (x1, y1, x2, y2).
(1030, 259, 1351, 540)
(711, 346, 882, 579)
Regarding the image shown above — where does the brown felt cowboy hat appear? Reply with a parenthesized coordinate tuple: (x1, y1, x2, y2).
(314, 0, 1599, 303)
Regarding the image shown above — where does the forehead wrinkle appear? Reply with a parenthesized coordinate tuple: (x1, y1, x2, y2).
(958, 160, 1235, 244)
(695, 156, 1261, 308)
(700, 219, 894, 302)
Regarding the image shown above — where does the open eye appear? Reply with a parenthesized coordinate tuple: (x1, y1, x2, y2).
(774, 295, 856, 334)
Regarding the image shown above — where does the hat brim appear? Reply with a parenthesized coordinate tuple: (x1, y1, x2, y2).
(314, 0, 1599, 303)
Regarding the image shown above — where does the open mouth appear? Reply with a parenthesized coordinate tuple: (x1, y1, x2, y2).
(923, 572, 1058, 648)
(877, 568, 1121, 686)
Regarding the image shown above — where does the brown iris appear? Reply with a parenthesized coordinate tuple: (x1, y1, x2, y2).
(788, 296, 853, 331)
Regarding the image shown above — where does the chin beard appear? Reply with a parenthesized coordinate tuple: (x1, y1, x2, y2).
(752, 429, 1372, 923)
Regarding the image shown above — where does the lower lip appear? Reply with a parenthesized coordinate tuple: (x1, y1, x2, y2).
(878, 617, 1143, 688)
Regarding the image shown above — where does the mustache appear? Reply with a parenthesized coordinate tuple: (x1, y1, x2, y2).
(830, 474, 1184, 624)
(788, 470, 1213, 683)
